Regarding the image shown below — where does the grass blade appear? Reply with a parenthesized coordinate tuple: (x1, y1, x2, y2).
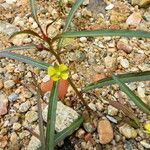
(58, 0, 84, 48)
(29, 0, 39, 24)
(112, 75, 150, 114)
(109, 101, 140, 127)
(0, 51, 50, 69)
(63, 0, 84, 32)
(61, 29, 150, 38)
(46, 81, 59, 150)
(83, 71, 150, 91)
(2, 44, 36, 52)
(55, 116, 83, 144)
(10, 30, 42, 40)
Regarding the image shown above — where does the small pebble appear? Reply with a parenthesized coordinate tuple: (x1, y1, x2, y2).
(97, 120, 114, 144)
(105, 3, 114, 10)
(140, 140, 150, 149)
(88, 102, 96, 111)
(80, 37, 87, 43)
(0, 94, 8, 115)
(10, 132, 18, 143)
(119, 124, 137, 138)
(106, 115, 117, 124)
(25, 111, 38, 123)
(0, 79, 3, 89)
(12, 123, 21, 131)
(42, 75, 50, 82)
(19, 101, 31, 113)
(120, 58, 129, 68)
(104, 56, 117, 71)
(43, 91, 51, 103)
(4, 80, 15, 89)
(108, 105, 118, 116)
(126, 12, 142, 26)
(117, 39, 132, 54)
(6, 0, 17, 4)
(83, 122, 96, 133)
(76, 128, 86, 138)
(8, 93, 19, 102)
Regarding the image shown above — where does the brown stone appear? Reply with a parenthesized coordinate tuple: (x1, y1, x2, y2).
(97, 120, 114, 144)
(117, 40, 133, 54)
(40, 79, 69, 100)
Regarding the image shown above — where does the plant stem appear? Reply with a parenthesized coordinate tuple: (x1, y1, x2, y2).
(67, 77, 95, 114)
(43, 46, 62, 64)
(32, 73, 46, 150)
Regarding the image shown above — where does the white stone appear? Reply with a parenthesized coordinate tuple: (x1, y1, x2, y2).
(19, 101, 31, 112)
(105, 3, 114, 10)
(6, 0, 17, 5)
(83, 0, 89, 5)
(42, 75, 50, 82)
(108, 105, 118, 116)
(104, 56, 117, 71)
(42, 101, 79, 132)
(140, 140, 150, 149)
(27, 126, 41, 150)
(88, 102, 96, 111)
(137, 86, 145, 98)
(80, 37, 87, 43)
(0, 21, 19, 35)
(120, 58, 129, 68)
(32, 22, 38, 29)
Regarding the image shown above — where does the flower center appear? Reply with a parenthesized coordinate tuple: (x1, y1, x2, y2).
(56, 71, 61, 76)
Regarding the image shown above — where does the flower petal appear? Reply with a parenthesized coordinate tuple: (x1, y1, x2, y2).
(48, 66, 56, 76)
(51, 75, 60, 81)
(61, 73, 69, 80)
(59, 64, 68, 72)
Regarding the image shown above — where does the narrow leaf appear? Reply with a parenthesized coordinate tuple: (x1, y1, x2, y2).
(0, 51, 50, 69)
(10, 30, 42, 40)
(63, 0, 84, 32)
(83, 71, 150, 91)
(109, 101, 140, 126)
(112, 75, 150, 114)
(46, 81, 59, 150)
(58, 0, 84, 48)
(2, 44, 36, 52)
(55, 116, 83, 144)
(61, 29, 150, 38)
(29, 0, 39, 23)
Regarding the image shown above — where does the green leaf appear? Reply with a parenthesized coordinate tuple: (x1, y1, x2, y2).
(55, 116, 83, 144)
(58, 0, 84, 48)
(2, 44, 36, 52)
(83, 71, 150, 91)
(10, 30, 42, 40)
(29, 0, 39, 24)
(109, 101, 140, 127)
(46, 81, 59, 150)
(112, 75, 150, 114)
(61, 29, 150, 38)
(0, 51, 50, 69)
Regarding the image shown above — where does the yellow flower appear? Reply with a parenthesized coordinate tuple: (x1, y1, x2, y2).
(48, 64, 69, 81)
(144, 123, 150, 134)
